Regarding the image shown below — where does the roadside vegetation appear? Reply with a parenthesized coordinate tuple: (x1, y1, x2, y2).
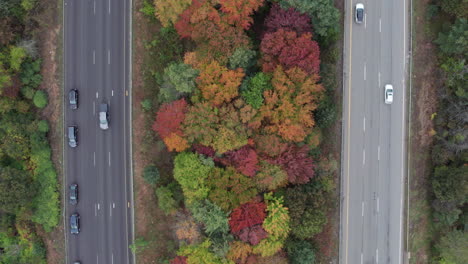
(0, 0, 61, 263)
(409, 0, 467, 263)
(134, 0, 342, 263)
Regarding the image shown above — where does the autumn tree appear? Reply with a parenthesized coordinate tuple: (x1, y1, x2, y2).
(219, 0, 264, 29)
(170, 256, 188, 264)
(183, 102, 219, 146)
(220, 145, 259, 177)
(174, 211, 202, 244)
(153, 98, 187, 139)
(177, 239, 226, 264)
(254, 134, 287, 157)
(207, 167, 258, 211)
(163, 133, 190, 152)
(253, 193, 290, 257)
(270, 144, 315, 184)
(254, 160, 288, 191)
(259, 66, 324, 142)
(154, 0, 192, 27)
(197, 60, 244, 106)
(173, 152, 212, 204)
(227, 241, 253, 264)
(264, 3, 312, 35)
(278, 0, 340, 40)
(260, 29, 320, 75)
(229, 202, 267, 234)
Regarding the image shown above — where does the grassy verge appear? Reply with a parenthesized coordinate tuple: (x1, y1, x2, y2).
(407, 0, 441, 263)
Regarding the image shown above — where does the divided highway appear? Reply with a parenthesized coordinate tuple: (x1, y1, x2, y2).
(64, 0, 133, 263)
(341, 0, 409, 263)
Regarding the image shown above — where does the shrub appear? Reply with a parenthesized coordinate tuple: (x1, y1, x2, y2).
(142, 165, 160, 185)
(156, 185, 178, 215)
(37, 120, 49, 133)
(32, 90, 48, 108)
(140, 98, 152, 111)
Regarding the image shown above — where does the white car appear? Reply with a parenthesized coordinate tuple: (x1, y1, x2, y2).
(384, 84, 393, 104)
(355, 3, 364, 24)
(99, 103, 109, 130)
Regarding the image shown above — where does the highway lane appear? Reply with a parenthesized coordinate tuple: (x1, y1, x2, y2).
(341, 0, 408, 263)
(64, 0, 133, 263)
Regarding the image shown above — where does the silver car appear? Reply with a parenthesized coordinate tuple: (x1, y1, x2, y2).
(99, 103, 109, 130)
(385, 84, 393, 104)
(355, 3, 364, 24)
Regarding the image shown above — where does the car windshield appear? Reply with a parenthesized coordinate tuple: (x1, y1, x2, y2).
(99, 113, 107, 123)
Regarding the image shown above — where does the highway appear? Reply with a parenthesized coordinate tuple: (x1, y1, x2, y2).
(340, 0, 408, 263)
(63, 0, 133, 263)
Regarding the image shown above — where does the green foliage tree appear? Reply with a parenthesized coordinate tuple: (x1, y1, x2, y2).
(177, 239, 229, 264)
(174, 152, 212, 205)
(159, 62, 199, 102)
(32, 90, 47, 108)
(9, 46, 26, 71)
(286, 239, 315, 264)
(20, 86, 35, 99)
(142, 164, 160, 185)
(255, 160, 288, 191)
(240, 72, 272, 109)
(0, 62, 12, 90)
(440, 57, 467, 99)
(190, 200, 230, 236)
(279, 0, 340, 42)
(435, 230, 468, 264)
(156, 185, 178, 215)
(20, 58, 42, 89)
(435, 18, 468, 56)
(228, 47, 257, 72)
(140, 98, 152, 111)
(207, 167, 258, 212)
(0, 166, 35, 213)
(439, 0, 468, 18)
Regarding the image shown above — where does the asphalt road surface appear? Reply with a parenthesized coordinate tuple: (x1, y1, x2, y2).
(340, 0, 409, 263)
(64, 0, 133, 263)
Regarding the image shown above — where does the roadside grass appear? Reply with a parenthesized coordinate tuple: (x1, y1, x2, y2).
(406, 0, 448, 263)
(132, 0, 188, 262)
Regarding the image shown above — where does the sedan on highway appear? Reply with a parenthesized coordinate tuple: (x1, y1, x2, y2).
(69, 183, 78, 205)
(385, 84, 394, 104)
(99, 103, 109, 130)
(68, 89, 78, 109)
(68, 126, 78, 148)
(70, 213, 80, 234)
(355, 3, 364, 24)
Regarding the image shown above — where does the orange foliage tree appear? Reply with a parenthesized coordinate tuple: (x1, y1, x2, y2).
(197, 60, 244, 106)
(259, 66, 324, 142)
(219, 0, 265, 29)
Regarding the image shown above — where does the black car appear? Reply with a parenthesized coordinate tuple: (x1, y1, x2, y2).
(69, 183, 78, 205)
(69, 89, 79, 109)
(68, 126, 78, 148)
(70, 213, 80, 234)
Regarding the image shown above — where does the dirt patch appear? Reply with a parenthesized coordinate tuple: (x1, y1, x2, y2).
(132, 0, 178, 262)
(407, 0, 440, 263)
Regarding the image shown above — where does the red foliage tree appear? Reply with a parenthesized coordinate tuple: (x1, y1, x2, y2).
(238, 224, 268, 245)
(220, 145, 259, 177)
(152, 99, 188, 139)
(219, 0, 265, 29)
(269, 144, 315, 184)
(264, 4, 312, 35)
(260, 29, 320, 75)
(170, 256, 188, 264)
(192, 144, 216, 157)
(229, 202, 267, 234)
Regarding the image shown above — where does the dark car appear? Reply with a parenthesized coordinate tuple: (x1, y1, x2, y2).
(99, 103, 109, 130)
(68, 126, 78, 148)
(70, 213, 80, 234)
(69, 183, 78, 205)
(355, 3, 364, 24)
(69, 89, 79, 109)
